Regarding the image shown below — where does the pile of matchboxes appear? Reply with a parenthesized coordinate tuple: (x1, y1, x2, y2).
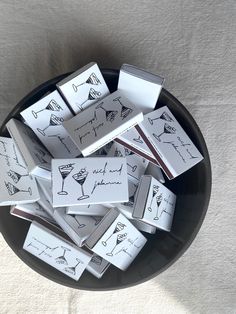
(0, 63, 203, 281)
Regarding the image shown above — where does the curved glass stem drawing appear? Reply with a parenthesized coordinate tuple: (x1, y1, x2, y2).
(102, 222, 126, 246)
(154, 194, 163, 220)
(113, 96, 133, 120)
(32, 99, 63, 119)
(127, 163, 137, 173)
(5, 181, 32, 196)
(57, 163, 74, 195)
(148, 185, 159, 212)
(55, 246, 70, 264)
(7, 170, 28, 184)
(72, 73, 101, 92)
(72, 169, 89, 201)
(64, 258, 83, 276)
(77, 88, 101, 111)
(74, 216, 86, 229)
(152, 123, 176, 142)
(96, 102, 118, 122)
(37, 114, 64, 136)
(106, 233, 127, 257)
(148, 112, 174, 125)
(133, 135, 143, 144)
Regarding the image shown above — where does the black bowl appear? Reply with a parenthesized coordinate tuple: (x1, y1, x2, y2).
(0, 69, 211, 290)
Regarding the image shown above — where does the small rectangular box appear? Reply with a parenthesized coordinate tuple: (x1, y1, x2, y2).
(0, 136, 39, 205)
(23, 221, 92, 281)
(6, 118, 52, 180)
(86, 254, 110, 279)
(51, 157, 129, 207)
(66, 204, 109, 216)
(136, 106, 204, 179)
(63, 90, 143, 156)
(86, 208, 147, 270)
(133, 175, 176, 232)
(20, 90, 81, 158)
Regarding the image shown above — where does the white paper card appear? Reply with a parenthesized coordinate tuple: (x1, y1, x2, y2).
(20, 90, 80, 158)
(36, 177, 53, 206)
(136, 106, 204, 179)
(66, 204, 109, 216)
(6, 118, 52, 180)
(86, 254, 110, 279)
(0, 137, 39, 205)
(11, 202, 53, 223)
(63, 90, 143, 156)
(23, 221, 92, 281)
(57, 62, 110, 114)
(87, 209, 147, 270)
(52, 157, 128, 207)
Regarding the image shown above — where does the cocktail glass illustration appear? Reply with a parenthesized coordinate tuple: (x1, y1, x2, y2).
(106, 233, 127, 257)
(72, 73, 101, 92)
(5, 181, 32, 196)
(102, 222, 126, 246)
(113, 96, 133, 120)
(72, 168, 89, 200)
(57, 163, 75, 195)
(7, 170, 28, 184)
(55, 246, 71, 265)
(152, 123, 176, 142)
(133, 135, 143, 144)
(127, 163, 137, 173)
(64, 258, 83, 276)
(154, 193, 163, 220)
(37, 114, 64, 136)
(96, 102, 118, 122)
(77, 88, 101, 111)
(91, 255, 103, 265)
(148, 111, 174, 125)
(148, 185, 159, 212)
(32, 100, 63, 119)
(74, 216, 86, 229)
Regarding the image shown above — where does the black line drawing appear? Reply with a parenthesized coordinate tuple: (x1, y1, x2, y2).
(127, 163, 137, 173)
(64, 258, 84, 276)
(12, 144, 27, 169)
(72, 73, 101, 92)
(27, 242, 39, 250)
(92, 216, 102, 226)
(148, 111, 174, 125)
(58, 163, 75, 195)
(77, 88, 101, 111)
(5, 181, 32, 196)
(152, 123, 176, 142)
(91, 255, 103, 265)
(148, 185, 159, 212)
(0, 139, 7, 152)
(34, 146, 49, 164)
(124, 148, 134, 156)
(74, 111, 97, 132)
(106, 233, 127, 257)
(113, 96, 133, 120)
(72, 168, 89, 200)
(55, 246, 71, 265)
(133, 135, 144, 144)
(33, 237, 58, 256)
(49, 134, 71, 154)
(154, 193, 163, 220)
(37, 114, 64, 136)
(96, 102, 118, 122)
(74, 216, 86, 229)
(102, 222, 126, 246)
(114, 147, 123, 157)
(7, 169, 28, 184)
(32, 100, 63, 119)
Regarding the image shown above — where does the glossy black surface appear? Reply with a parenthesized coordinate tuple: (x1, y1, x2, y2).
(0, 70, 211, 290)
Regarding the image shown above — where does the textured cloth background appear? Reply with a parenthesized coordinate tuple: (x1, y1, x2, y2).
(0, 1, 236, 313)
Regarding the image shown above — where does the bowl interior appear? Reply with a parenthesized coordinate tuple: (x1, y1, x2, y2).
(0, 69, 211, 290)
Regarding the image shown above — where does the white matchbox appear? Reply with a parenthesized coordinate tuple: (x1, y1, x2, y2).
(85, 208, 147, 271)
(136, 106, 204, 179)
(6, 118, 52, 180)
(51, 157, 128, 207)
(63, 90, 143, 157)
(86, 254, 110, 279)
(23, 221, 92, 281)
(145, 161, 165, 184)
(0, 136, 39, 205)
(20, 90, 81, 158)
(66, 204, 109, 216)
(133, 175, 176, 232)
(36, 177, 53, 206)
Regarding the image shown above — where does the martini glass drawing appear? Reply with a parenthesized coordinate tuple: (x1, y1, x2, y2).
(77, 88, 101, 111)
(127, 163, 137, 173)
(106, 233, 127, 257)
(102, 222, 126, 246)
(154, 193, 163, 220)
(72, 73, 101, 92)
(5, 181, 32, 196)
(74, 216, 86, 229)
(64, 258, 84, 276)
(153, 123, 176, 142)
(7, 170, 28, 184)
(96, 102, 118, 122)
(148, 111, 174, 125)
(32, 100, 63, 119)
(148, 185, 159, 212)
(37, 114, 64, 136)
(55, 246, 71, 265)
(113, 96, 133, 120)
(133, 135, 143, 144)
(57, 163, 74, 195)
(72, 168, 89, 200)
